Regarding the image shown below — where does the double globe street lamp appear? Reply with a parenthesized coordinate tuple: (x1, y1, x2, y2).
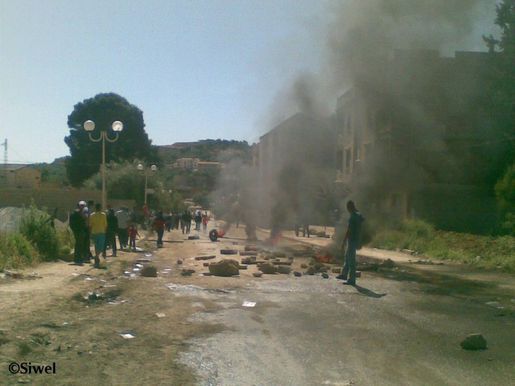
(137, 163, 157, 206)
(83, 120, 124, 210)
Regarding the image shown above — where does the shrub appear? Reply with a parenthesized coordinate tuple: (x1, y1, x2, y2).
(19, 205, 59, 261)
(0, 233, 39, 270)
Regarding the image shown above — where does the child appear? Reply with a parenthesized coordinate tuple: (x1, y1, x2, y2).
(128, 223, 140, 251)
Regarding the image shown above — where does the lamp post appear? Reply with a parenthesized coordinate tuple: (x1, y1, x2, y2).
(83, 120, 124, 209)
(137, 163, 157, 206)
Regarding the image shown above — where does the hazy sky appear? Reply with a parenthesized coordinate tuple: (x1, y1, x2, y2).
(0, 0, 497, 163)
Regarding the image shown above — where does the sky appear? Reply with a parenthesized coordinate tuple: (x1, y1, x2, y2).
(0, 0, 326, 163)
(0, 0, 497, 164)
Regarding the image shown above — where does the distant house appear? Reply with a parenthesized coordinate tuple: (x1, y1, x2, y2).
(196, 161, 223, 171)
(173, 158, 223, 171)
(0, 164, 41, 189)
(174, 158, 199, 170)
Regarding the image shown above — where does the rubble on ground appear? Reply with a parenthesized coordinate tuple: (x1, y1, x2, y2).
(220, 249, 238, 255)
(208, 259, 240, 277)
(258, 263, 277, 274)
(195, 255, 216, 261)
(141, 266, 157, 277)
(181, 269, 196, 276)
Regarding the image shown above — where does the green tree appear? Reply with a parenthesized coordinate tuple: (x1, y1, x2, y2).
(483, 0, 515, 182)
(64, 93, 158, 186)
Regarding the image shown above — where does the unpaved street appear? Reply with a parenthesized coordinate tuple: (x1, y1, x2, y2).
(1, 225, 514, 385)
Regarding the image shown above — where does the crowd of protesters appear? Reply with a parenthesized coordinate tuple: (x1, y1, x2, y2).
(69, 201, 211, 267)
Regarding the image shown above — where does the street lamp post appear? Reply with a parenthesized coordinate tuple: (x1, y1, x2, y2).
(137, 163, 157, 206)
(83, 120, 124, 209)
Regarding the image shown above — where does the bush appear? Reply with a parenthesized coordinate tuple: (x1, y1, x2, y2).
(0, 233, 39, 270)
(369, 218, 515, 272)
(19, 206, 59, 261)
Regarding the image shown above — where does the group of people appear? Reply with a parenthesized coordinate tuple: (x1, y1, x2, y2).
(69, 202, 140, 268)
(156, 210, 210, 234)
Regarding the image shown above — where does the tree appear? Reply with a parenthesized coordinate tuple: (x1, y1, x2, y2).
(483, 0, 515, 181)
(64, 93, 158, 186)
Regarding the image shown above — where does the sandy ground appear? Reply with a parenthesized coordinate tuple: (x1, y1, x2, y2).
(1, 223, 514, 385)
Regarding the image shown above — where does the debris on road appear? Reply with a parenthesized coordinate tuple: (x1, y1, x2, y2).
(141, 266, 158, 277)
(195, 255, 216, 261)
(240, 251, 258, 256)
(321, 273, 329, 279)
(188, 235, 200, 240)
(181, 269, 196, 276)
(252, 272, 263, 278)
(155, 313, 166, 318)
(241, 256, 257, 264)
(258, 262, 277, 274)
(242, 301, 256, 307)
(277, 265, 291, 274)
(177, 259, 183, 265)
(209, 259, 240, 276)
(460, 333, 487, 350)
(220, 249, 238, 255)
(120, 333, 136, 339)
(294, 271, 302, 277)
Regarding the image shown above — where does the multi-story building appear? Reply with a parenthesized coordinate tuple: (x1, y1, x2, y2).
(255, 113, 336, 227)
(334, 50, 501, 233)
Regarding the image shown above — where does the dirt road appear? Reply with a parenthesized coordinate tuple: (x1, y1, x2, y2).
(1, 225, 514, 385)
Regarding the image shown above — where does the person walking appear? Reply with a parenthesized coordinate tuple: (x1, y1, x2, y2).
(115, 207, 130, 250)
(69, 203, 87, 265)
(128, 223, 140, 251)
(80, 200, 93, 262)
(194, 210, 202, 231)
(181, 210, 192, 234)
(104, 208, 118, 257)
(337, 200, 364, 286)
(153, 211, 166, 247)
(89, 203, 107, 268)
(202, 211, 209, 232)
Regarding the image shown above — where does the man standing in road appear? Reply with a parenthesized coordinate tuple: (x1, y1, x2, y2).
(116, 207, 130, 250)
(89, 203, 107, 269)
(337, 200, 364, 286)
(69, 203, 87, 265)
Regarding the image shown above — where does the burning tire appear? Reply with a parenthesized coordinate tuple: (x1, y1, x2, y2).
(209, 229, 219, 242)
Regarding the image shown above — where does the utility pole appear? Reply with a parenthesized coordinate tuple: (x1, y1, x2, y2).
(1, 139, 7, 165)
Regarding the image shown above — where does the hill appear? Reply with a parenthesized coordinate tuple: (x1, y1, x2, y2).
(157, 139, 252, 164)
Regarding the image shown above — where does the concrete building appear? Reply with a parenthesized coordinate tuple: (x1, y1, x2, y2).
(173, 158, 223, 171)
(334, 50, 499, 233)
(0, 164, 41, 189)
(255, 113, 336, 227)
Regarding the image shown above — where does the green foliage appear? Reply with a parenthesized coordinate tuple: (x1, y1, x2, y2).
(0, 232, 39, 270)
(19, 206, 59, 261)
(34, 157, 69, 186)
(370, 219, 515, 272)
(158, 140, 252, 164)
(495, 163, 515, 234)
(64, 93, 158, 186)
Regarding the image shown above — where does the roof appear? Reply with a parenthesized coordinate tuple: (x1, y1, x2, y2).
(1, 164, 32, 171)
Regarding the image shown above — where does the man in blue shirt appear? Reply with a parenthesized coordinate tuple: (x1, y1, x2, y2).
(337, 200, 364, 285)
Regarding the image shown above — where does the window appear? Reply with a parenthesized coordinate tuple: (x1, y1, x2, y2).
(345, 148, 351, 173)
